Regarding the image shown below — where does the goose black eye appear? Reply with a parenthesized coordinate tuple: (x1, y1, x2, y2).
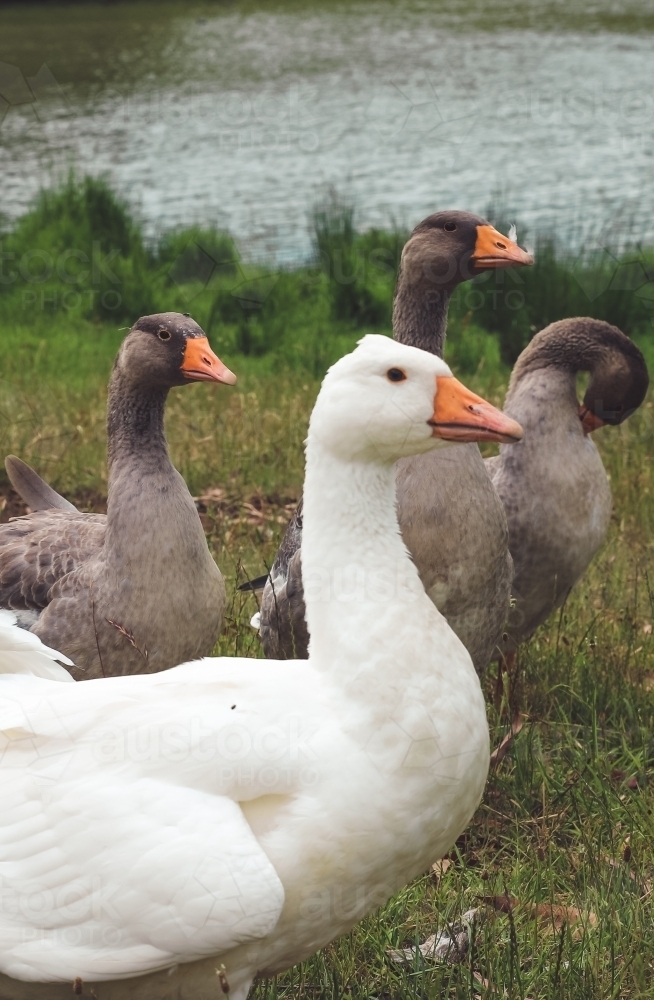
(444, 222, 457, 232)
(158, 329, 171, 341)
(387, 368, 407, 382)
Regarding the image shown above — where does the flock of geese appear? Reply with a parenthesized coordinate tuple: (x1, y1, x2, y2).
(0, 210, 648, 999)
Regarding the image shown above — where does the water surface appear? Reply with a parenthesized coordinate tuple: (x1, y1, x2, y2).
(1, 0, 653, 259)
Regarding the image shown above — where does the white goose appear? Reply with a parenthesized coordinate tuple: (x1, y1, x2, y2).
(0, 336, 522, 1000)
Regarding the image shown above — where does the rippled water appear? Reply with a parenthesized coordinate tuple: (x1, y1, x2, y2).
(1, 1, 654, 260)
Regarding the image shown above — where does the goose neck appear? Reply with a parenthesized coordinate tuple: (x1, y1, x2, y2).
(301, 442, 431, 686)
(502, 366, 579, 432)
(106, 368, 171, 476)
(392, 268, 451, 357)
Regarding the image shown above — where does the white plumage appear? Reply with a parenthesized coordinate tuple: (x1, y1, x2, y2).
(0, 609, 74, 680)
(0, 336, 499, 999)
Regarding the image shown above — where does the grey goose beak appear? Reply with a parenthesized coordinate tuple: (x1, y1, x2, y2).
(181, 337, 237, 385)
(471, 224, 534, 270)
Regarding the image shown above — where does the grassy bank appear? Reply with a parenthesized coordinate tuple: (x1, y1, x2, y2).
(1, 176, 653, 493)
(1, 178, 654, 997)
(1, 177, 654, 381)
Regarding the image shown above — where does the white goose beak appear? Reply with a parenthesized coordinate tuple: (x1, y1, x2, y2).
(429, 376, 523, 444)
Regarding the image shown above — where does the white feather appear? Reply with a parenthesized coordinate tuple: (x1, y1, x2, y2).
(0, 611, 74, 681)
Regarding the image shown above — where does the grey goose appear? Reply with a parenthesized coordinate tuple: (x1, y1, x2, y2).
(486, 317, 649, 664)
(1, 312, 236, 679)
(250, 211, 533, 671)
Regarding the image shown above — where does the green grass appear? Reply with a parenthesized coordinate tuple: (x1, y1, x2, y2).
(1, 177, 654, 998)
(2, 177, 654, 380)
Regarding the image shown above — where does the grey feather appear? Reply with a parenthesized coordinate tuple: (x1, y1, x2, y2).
(10, 609, 41, 630)
(5, 456, 77, 512)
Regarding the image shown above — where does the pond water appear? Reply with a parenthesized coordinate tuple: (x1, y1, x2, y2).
(1, 0, 654, 260)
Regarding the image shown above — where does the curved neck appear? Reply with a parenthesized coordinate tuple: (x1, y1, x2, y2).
(392, 265, 451, 357)
(504, 319, 651, 425)
(510, 331, 606, 387)
(501, 366, 580, 433)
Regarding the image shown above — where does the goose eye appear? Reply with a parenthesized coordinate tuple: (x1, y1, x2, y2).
(444, 222, 457, 232)
(387, 368, 407, 383)
(158, 329, 171, 341)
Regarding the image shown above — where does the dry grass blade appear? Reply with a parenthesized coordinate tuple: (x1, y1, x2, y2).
(530, 903, 598, 937)
(194, 487, 226, 504)
(106, 618, 149, 662)
(489, 711, 525, 768)
(482, 895, 597, 939)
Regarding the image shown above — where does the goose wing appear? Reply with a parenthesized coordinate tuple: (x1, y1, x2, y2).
(0, 767, 285, 982)
(0, 510, 106, 612)
(0, 657, 302, 982)
(259, 500, 309, 659)
(5, 456, 78, 513)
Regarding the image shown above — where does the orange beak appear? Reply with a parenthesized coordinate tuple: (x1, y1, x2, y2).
(579, 404, 605, 435)
(471, 224, 534, 270)
(429, 376, 523, 444)
(180, 337, 237, 385)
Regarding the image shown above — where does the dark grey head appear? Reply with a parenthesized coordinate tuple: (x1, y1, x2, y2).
(401, 210, 533, 291)
(392, 210, 534, 356)
(577, 321, 649, 431)
(512, 317, 649, 432)
(114, 312, 237, 388)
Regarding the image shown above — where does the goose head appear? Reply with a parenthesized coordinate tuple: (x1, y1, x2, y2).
(577, 321, 649, 433)
(399, 210, 533, 293)
(310, 334, 523, 465)
(115, 312, 237, 388)
(508, 317, 649, 434)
